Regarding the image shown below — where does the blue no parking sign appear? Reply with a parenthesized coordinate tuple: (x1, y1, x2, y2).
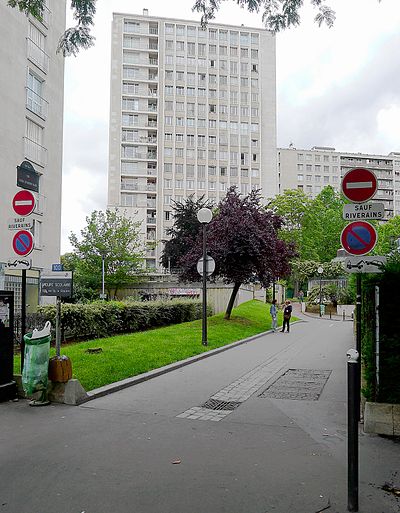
(12, 230, 34, 256)
(340, 221, 377, 256)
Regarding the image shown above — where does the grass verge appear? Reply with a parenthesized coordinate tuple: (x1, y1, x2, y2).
(14, 300, 295, 392)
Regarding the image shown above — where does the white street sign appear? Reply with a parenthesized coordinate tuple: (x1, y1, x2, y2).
(6, 258, 32, 270)
(197, 255, 216, 277)
(41, 271, 73, 279)
(7, 217, 34, 230)
(343, 202, 385, 221)
(344, 256, 386, 273)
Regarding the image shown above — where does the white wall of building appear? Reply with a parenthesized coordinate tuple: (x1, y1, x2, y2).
(0, 1, 66, 272)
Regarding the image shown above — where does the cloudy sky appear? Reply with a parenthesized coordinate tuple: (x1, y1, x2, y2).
(61, 0, 400, 252)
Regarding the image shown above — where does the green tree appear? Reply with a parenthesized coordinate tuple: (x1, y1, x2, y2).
(69, 209, 145, 299)
(267, 189, 312, 250)
(301, 186, 347, 261)
(9, 0, 384, 56)
(374, 215, 400, 255)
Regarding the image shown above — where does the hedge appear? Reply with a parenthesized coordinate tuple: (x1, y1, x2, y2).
(361, 259, 400, 404)
(37, 299, 206, 341)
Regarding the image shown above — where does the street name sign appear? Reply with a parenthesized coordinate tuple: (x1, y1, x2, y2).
(17, 161, 40, 193)
(342, 202, 384, 221)
(12, 190, 35, 216)
(344, 256, 386, 273)
(12, 230, 34, 256)
(40, 271, 73, 297)
(341, 168, 378, 203)
(340, 221, 377, 256)
(8, 217, 34, 230)
(52, 263, 64, 272)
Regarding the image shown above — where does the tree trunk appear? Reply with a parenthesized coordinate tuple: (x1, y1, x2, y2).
(224, 282, 241, 320)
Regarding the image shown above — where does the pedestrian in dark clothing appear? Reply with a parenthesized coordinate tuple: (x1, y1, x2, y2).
(281, 300, 292, 333)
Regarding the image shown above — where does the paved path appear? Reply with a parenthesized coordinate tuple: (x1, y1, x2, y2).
(1, 311, 399, 513)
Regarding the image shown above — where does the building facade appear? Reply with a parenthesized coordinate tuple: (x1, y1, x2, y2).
(108, 10, 277, 271)
(0, 1, 66, 307)
(278, 146, 400, 219)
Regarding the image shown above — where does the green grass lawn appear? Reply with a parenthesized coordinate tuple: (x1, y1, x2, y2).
(14, 300, 292, 392)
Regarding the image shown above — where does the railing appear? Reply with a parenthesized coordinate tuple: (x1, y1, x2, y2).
(147, 184, 156, 191)
(149, 58, 158, 65)
(26, 87, 48, 119)
(147, 105, 157, 112)
(148, 90, 158, 97)
(147, 200, 156, 207)
(23, 137, 47, 167)
(147, 169, 157, 176)
(149, 27, 158, 35)
(147, 121, 157, 127)
(147, 152, 157, 159)
(147, 217, 156, 224)
(148, 74, 158, 81)
(27, 38, 49, 73)
(148, 44, 158, 50)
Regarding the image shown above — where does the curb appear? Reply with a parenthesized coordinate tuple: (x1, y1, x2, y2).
(81, 320, 304, 405)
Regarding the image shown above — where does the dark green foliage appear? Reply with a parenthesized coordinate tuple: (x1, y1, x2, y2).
(361, 256, 400, 404)
(38, 299, 204, 341)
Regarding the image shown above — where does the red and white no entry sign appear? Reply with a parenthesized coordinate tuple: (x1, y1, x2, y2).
(341, 221, 377, 256)
(341, 168, 378, 203)
(12, 190, 35, 216)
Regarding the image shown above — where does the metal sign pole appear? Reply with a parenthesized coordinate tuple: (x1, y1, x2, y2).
(55, 297, 61, 357)
(355, 274, 362, 420)
(20, 269, 26, 372)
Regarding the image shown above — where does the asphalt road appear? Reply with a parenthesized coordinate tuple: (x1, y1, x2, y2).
(1, 311, 399, 513)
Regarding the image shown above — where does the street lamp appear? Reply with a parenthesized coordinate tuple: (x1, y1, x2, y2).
(197, 207, 213, 346)
(317, 266, 323, 317)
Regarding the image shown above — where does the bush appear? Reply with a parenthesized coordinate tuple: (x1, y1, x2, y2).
(37, 299, 205, 341)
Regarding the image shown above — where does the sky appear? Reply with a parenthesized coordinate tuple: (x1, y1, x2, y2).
(61, 0, 400, 253)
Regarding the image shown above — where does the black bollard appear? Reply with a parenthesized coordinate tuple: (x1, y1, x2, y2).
(347, 348, 359, 512)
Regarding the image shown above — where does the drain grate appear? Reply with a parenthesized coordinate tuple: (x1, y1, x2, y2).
(259, 369, 332, 401)
(201, 398, 242, 411)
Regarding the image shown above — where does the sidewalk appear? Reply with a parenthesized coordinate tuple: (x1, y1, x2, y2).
(1, 314, 399, 513)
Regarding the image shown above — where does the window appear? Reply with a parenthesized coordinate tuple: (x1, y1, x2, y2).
(209, 29, 217, 39)
(198, 135, 206, 146)
(241, 168, 249, 178)
(27, 70, 45, 117)
(220, 167, 227, 176)
(208, 166, 216, 175)
(187, 180, 195, 189)
(165, 24, 174, 34)
(230, 46, 238, 56)
(241, 92, 248, 103)
(164, 195, 172, 205)
(187, 87, 195, 96)
(165, 115, 173, 125)
(198, 43, 206, 56)
(251, 123, 259, 132)
(209, 44, 217, 54)
(208, 181, 216, 190)
(176, 71, 184, 82)
(198, 118, 206, 127)
(251, 78, 258, 88)
(165, 55, 173, 65)
(175, 179, 183, 189)
(240, 153, 248, 165)
(187, 118, 195, 127)
(121, 193, 138, 207)
(165, 39, 173, 50)
(324, 166, 330, 173)
(324, 176, 330, 184)
(198, 88, 206, 97)
(187, 164, 195, 177)
(219, 45, 227, 55)
(230, 61, 238, 74)
(240, 77, 249, 87)
(209, 104, 216, 113)
(240, 62, 248, 74)
(124, 21, 140, 33)
(251, 49, 258, 59)
(187, 26, 196, 37)
(176, 148, 184, 157)
(187, 134, 195, 146)
(230, 121, 238, 132)
(175, 164, 183, 173)
(176, 40, 184, 51)
(241, 106, 249, 117)
(251, 168, 259, 178)
(176, 101, 184, 112)
(210, 59, 216, 68)
(324, 155, 330, 162)
(198, 181, 206, 190)
(176, 86, 184, 95)
(176, 117, 184, 126)
(209, 119, 217, 128)
(219, 104, 228, 115)
(164, 85, 173, 95)
(315, 175, 321, 182)
(198, 165, 206, 177)
(220, 75, 228, 86)
(230, 105, 238, 116)
(230, 91, 238, 104)
(164, 163, 172, 173)
(198, 149, 206, 159)
(164, 179, 172, 189)
(297, 174, 304, 181)
(240, 32, 249, 45)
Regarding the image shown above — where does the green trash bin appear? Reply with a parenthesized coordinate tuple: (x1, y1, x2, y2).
(22, 322, 51, 406)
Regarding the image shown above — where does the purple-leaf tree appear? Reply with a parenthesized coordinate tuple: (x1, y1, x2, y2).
(180, 187, 296, 319)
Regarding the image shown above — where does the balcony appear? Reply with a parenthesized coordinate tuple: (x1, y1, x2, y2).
(147, 168, 157, 176)
(147, 217, 156, 225)
(147, 120, 157, 128)
(148, 43, 158, 51)
(24, 137, 47, 167)
(147, 104, 157, 112)
(149, 58, 158, 66)
(147, 152, 157, 159)
(147, 199, 156, 208)
(147, 183, 156, 191)
(27, 38, 49, 73)
(148, 73, 158, 81)
(149, 26, 158, 35)
(26, 87, 48, 119)
(148, 89, 158, 97)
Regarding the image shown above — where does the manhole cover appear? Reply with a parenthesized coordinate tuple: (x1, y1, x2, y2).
(201, 398, 241, 411)
(259, 369, 332, 401)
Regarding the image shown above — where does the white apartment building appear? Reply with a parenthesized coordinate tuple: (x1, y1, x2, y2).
(108, 10, 277, 271)
(0, 1, 66, 306)
(278, 146, 400, 219)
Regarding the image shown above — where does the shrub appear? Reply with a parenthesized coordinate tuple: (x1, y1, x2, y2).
(37, 299, 205, 341)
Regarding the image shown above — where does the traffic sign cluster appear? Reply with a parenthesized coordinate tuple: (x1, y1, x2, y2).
(340, 168, 385, 269)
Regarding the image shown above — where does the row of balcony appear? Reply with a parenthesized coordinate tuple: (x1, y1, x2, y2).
(121, 183, 157, 192)
(27, 38, 49, 73)
(121, 135, 157, 144)
(26, 87, 48, 120)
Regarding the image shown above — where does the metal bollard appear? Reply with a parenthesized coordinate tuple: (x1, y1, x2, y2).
(347, 348, 359, 512)
(343, 310, 346, 321)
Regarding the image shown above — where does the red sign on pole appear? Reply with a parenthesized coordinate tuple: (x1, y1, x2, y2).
(12, 190, 35, 216)
(12, 230, 34, 256)
(341, 168, 378, 203)
(341, 221, 377, 256)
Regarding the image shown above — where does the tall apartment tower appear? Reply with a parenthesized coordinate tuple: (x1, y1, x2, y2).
(108, 11, 277, 271)
(278, 147, 400, 219)
(0, 2, 66, 304)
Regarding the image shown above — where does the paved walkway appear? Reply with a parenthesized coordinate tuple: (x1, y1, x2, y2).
(1, 310, 399, 513)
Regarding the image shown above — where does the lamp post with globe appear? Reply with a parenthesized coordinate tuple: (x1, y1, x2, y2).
(197, 208, 213, 346)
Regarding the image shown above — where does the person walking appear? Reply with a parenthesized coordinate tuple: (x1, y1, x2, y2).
(281, 300, 292, 333)
(269, 299, 278, 332)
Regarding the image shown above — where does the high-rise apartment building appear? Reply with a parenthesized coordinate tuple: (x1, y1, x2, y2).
(108, 10, 277, 271)
(278, 146, 400, 219)
(0, 1, 66, 305)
